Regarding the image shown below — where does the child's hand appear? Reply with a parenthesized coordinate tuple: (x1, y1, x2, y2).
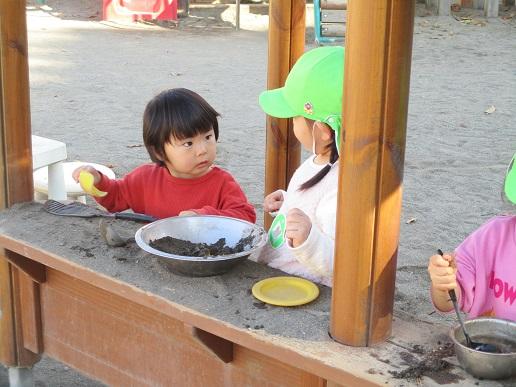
(263, 190, 284, 213)
(72, 165, 101, 185)
(428, 252, 457, 292)
(285, 208, 312, 248)
(179, 210, 197, 217)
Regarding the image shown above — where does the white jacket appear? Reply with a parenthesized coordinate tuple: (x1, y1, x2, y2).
(253, 156, 338, 287)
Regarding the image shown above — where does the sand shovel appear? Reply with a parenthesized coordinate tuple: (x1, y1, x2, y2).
(44, 200, 156, 223)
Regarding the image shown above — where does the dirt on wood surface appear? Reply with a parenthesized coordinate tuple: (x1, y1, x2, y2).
(149, 234, 254, 256)
(390, 341, 463, 384)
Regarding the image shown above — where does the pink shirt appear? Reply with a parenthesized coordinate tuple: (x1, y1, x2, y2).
(455, 216, 516, 321)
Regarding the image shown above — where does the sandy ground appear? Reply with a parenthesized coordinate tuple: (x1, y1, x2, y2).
(1, 0, 516, 385)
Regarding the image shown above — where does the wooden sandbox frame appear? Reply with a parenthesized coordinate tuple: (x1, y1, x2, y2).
(0, 1, 432, 386)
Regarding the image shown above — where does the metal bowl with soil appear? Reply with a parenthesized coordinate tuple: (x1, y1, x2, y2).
(135, 215, 267, 277)
(450, 317, 516, 380)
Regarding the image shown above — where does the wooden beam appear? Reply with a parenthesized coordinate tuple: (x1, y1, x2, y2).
(263, 0, 305, 229)
(0, 255, 16, 365)
(185, 324, 234, 363)
(4, 250, 46, 284)
(330, 0, 415, 346)
(0, 0, 38, 368)
(0, 0, 34, 205)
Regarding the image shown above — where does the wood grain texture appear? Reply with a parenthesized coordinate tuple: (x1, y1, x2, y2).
(8, 265, 41, 366)
(0, 256, 16, 365)
(18, 270, 44, 354)
(331, 0, 415, 346)
(263, 0, 305, 229)
(0, 214, 395, 386)
(41, 269, 333, 386)
(5, 250, 46, 284)
(186, 324, 234, 363)
(0, 0, 33, 205)
(0, 0, 37, 368)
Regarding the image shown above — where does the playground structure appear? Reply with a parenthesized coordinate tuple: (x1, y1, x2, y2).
(102, 0, 178, 22)
(426, 0, 513, 16)
(313, 0, 347, 44)
(0, 1, 502, 386)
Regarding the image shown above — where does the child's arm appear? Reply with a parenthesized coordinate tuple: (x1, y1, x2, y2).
(73, 165, 134, 213)
(428, 252, 459, 312)
(94, 173, 135, 213)
(288, 214, 334, 280)
(282, 198, 336, 280)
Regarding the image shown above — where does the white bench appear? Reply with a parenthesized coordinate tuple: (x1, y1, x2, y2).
(32, 135, 67, 200)
(33, 161, 116, 203)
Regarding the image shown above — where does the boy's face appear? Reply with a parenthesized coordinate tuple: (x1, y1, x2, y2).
(161, 129, 217, 179)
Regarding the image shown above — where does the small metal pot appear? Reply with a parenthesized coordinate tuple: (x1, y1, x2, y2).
(135, 215, 267, 277)
(450, 317, 516, 380)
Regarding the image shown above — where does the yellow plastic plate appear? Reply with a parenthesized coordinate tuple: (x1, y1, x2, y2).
(251, 276, 320, 307)
(79, 171, 107, 197)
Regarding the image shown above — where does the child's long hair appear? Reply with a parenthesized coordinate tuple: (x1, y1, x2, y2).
(299, 131, 339, 190)
(143, 88, 220, 166)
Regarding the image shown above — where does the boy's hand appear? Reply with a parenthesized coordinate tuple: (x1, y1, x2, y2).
(263, 190, 284, 213)
(285, 208, 311, 248)
(72, 165, 101, 185)
(428, 252, 457, 292)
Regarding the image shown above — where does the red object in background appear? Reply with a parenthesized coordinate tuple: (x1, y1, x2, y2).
(103, 0, 177, 22)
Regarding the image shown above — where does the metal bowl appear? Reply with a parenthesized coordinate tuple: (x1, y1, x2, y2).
(450, 317, 516, 380)
(135, 215, 267, 277)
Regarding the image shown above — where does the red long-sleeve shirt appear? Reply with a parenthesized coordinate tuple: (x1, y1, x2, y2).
(94, 164, 256, 223)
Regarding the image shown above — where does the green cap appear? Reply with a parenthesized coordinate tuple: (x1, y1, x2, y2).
(259, 46, 345, 150)
(504, 153, 516, 205)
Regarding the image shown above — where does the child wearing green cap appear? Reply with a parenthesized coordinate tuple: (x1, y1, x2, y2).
(254, 46, 344, 287)
(428, 153, 516, 321)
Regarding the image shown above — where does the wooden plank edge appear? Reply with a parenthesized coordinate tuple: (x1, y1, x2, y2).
(0, 233, 385, 386)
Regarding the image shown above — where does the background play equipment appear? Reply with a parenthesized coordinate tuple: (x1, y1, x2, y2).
(102, 0, 177, 22)
(313, 0, 346, 44)
(31, 135, 67, 201)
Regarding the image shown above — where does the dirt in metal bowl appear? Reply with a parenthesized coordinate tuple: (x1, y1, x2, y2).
(135, 215, 267, 277)
(450, 317, 516, 380)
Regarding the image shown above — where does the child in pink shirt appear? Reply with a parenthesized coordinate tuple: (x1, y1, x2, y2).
(428, 153, 516, 321)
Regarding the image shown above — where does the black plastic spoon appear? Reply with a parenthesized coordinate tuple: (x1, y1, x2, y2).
(437, 249, 500, 353)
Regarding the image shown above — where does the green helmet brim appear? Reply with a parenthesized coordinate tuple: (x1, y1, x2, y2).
(259, 88, 297, 119)
(504, 154, 516, 205)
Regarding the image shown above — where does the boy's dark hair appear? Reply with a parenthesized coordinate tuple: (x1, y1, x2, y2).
(299, 131, 339, 191)
(143, 88, 220, 165)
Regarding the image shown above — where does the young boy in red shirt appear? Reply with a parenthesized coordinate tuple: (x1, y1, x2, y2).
(72, 88, 256, 223)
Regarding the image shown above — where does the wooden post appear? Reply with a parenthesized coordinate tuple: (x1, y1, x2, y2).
(330, 0, 415, 346)
(263, 0, 305, 229)
(0, 0, 38, 367)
